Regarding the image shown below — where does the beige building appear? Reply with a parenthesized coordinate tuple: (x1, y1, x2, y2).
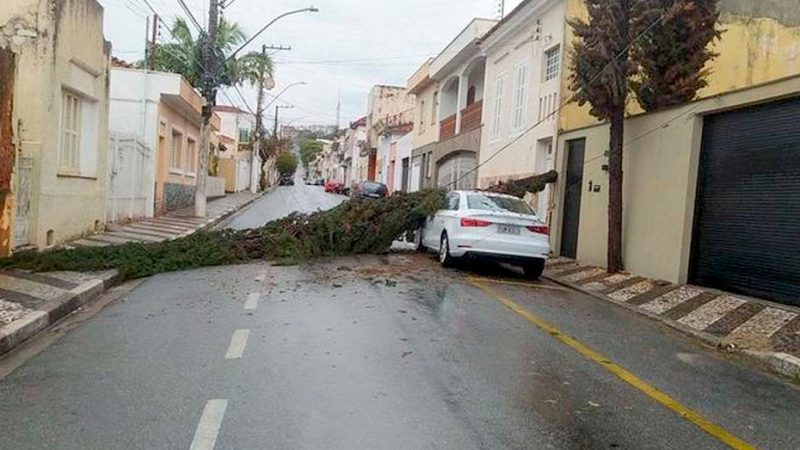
(366, 85, 415, 181)
(1, 0, 110, 254)
(408, 18, 498, 191)
(213, 105, 256, 193)
(478, 0, 565, 218)
(553, 76, 800, 307)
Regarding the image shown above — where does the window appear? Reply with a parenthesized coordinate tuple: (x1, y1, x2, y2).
(186, 138, 196, 174)
(238, 128, 251, 143)
(437, 154, 477, 191)
(431, 91, 438, 125)
(513, 64, 529, 131)
(467, 194, 534, 215)
(170, 129, 182, 171)
(491, 74, 506, 139)
(446, 193, 460, 210)
(419, 100, 426, 133)
(426, 151, 433, 178)
(544, 45, 560, 81)
(60, 92, 82, 169)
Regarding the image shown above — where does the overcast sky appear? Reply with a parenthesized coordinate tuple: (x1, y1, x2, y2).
(100, 0, 522, 127)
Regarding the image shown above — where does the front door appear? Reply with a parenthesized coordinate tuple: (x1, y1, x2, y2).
(560, 139, 585, 259)
(401, 157, 410, 192)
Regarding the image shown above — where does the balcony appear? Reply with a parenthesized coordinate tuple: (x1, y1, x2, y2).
(461, 100, 482, 133)
(440, 114, 457, 141)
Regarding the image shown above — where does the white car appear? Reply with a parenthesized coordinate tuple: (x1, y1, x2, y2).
(418, 190, 550, 278)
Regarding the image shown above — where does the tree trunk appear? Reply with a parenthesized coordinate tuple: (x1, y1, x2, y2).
(0, 47, 16, 256)
(607, 107, 625, 273)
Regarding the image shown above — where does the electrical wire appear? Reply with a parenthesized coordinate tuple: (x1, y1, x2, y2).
(445, 4, 673, 189)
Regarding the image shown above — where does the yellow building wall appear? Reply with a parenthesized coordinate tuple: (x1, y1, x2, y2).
(3, 0, 109, 249)
(558, 0, 800, 133)
(553, 76, 800, 283)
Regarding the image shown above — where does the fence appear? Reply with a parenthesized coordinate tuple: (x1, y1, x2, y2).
(107, 133, 152, 223)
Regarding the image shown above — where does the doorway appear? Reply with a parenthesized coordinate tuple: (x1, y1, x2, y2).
(560, 138, 585, 259)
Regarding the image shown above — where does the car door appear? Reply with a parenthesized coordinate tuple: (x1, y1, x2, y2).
(435, 192, 461, 248)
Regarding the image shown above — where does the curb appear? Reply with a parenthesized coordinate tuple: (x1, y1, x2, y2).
(190, 191, 267, 235)
(0, 271, 119, 357)
(543, 274, 800, 382)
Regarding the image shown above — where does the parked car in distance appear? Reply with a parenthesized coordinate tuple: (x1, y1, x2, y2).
(418, 190, 550, 278)
(324, 179, 344, 194)
(279, 174, 295, 186)
(352, 181, 388, 199)
(315, 179, 324, 186)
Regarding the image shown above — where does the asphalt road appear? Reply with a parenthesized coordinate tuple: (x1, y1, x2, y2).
(223, 171, 347, 230)
(1, 189, 799, 449)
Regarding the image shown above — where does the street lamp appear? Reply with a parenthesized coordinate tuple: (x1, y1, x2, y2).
(226, 6, 319, 63)
(264, 81, 307, 110)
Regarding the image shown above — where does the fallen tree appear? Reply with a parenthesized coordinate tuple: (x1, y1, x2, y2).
(0, 189, 446, 280)
(484, 170, 558, 198)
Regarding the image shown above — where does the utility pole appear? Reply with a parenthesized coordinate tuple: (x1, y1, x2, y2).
(250, 44, 268, 193)
(195, 0, 220, 217)
(149, 14, 159, 70)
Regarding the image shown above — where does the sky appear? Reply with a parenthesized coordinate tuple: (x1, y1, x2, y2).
(100, 0, 523, 127)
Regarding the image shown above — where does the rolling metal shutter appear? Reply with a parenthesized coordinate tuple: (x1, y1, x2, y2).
(690, 96, 800, 307)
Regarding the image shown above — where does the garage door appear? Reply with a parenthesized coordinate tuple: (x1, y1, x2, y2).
(690, 96, 800, 307)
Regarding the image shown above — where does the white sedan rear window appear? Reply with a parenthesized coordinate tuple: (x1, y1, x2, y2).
(467, 194, 533, 215)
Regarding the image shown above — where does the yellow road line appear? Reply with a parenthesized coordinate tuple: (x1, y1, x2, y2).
(465, 276, 570, 291)
(468, 279, 756, 450)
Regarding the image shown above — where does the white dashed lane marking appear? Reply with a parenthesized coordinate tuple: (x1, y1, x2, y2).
(190, 399, 228, 450)
(244, 293, 260, 311)
(224, 329, 250, 360)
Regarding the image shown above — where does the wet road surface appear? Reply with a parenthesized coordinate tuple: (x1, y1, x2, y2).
(223, 173, 347, 230)
(1, 188, 799, 449)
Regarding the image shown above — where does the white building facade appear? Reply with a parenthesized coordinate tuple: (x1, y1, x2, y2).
(478, 0, 566, 218)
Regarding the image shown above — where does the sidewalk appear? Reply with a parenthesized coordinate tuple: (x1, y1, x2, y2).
(0, 191, 263, 356)
(544, 257, 800, 380)
(69, 191, 261, 248)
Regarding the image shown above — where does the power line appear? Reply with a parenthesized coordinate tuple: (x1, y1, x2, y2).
(446, 4, 672, 189)
(175, 0, 204, 32)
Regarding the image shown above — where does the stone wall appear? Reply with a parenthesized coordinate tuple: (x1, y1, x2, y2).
(164, 182, 195, 211)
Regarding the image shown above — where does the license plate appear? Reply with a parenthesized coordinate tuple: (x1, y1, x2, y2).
(497, 224, 520, 235)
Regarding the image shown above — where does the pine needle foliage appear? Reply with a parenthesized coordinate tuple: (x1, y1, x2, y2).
(0, 190, 446, 280)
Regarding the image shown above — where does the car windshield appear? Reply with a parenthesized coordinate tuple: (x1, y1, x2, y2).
(466, 194, 534, 215)
(363, 182, 386, 194)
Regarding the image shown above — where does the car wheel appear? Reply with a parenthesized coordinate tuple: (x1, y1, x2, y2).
(523, 259, 546, 280)
(413, 223, 425, 252)
(439, 232, 455, 267)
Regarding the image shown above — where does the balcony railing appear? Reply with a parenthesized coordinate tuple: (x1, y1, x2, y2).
(440, 114, 457, 140)
(461, 100, 483, 133)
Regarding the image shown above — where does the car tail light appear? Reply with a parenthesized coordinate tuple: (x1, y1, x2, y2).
(527, 225, 550, 235)
(461, 218, 492, 227)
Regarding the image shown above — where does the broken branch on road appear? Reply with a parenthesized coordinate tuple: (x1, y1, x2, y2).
(0, 189, 447, 280)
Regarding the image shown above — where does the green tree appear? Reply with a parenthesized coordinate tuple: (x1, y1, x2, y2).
(299, 139, 323, 170)
(141, 18, 273, 90)
(631, 0, 721, 111)
(570, 0, 719, 272)
(276, 152, 298, 176)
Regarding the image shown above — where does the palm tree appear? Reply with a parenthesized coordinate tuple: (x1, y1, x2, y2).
(141, 18, 273, 90)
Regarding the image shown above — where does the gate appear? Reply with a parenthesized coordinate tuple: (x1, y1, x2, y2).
(107, 134, 151, 222)
(12, 157, 32, 248)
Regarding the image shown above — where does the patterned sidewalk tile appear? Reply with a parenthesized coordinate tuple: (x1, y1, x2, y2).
(727, 308, 798, 346)
(640, 286, 704, 315)
(677, 295, 748, 331)
(608, 280, 656, 302)
(562, 267, 606, 283)
(0, 300, 32, 325)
